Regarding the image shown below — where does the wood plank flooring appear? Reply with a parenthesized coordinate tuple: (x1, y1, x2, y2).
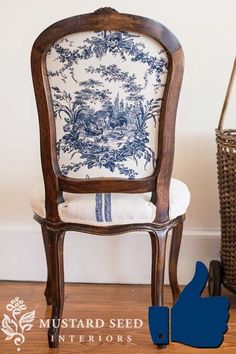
(0, 282, 235, 354)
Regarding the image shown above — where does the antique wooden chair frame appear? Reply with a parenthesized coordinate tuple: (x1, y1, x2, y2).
(31, 7, 184, 348)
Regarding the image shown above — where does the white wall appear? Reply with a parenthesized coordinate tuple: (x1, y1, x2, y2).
(0, 0, 235, 284)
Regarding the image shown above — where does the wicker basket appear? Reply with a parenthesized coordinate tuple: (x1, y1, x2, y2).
(216, 58, 236, 292)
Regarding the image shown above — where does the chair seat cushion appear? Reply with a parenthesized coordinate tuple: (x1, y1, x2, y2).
(31, 178, 190, 226)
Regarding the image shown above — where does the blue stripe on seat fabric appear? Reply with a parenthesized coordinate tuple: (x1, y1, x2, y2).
(105, 193, 112, 222)
(95, 193, 103, 222)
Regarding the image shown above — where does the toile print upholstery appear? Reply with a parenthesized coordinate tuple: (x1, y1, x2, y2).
(47, 30, 168, 179)
(31, 30, 190, 225)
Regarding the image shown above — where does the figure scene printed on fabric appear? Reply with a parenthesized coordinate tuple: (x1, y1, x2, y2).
(46, 30, 168, 179)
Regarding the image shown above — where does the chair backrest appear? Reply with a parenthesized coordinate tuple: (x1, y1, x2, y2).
(31, 8, 184, 223)
(46, 28, 168, 180)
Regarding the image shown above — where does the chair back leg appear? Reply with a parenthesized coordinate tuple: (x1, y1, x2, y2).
(169, 221, 183, 304)
(42, 225, 53, 305)
(149, 228, 168, 306)
(44, 227, 65, 348)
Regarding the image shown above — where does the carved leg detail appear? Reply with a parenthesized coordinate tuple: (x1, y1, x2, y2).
(47, 228, 65, 348)
(149, 228, 168, 307)
(169, 221, 183, 304)
(42, 225, 53, 305)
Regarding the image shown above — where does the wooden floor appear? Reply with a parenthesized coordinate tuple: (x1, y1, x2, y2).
(0, 282, 235, 354)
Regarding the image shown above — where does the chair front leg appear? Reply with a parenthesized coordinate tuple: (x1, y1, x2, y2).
(47, 227, 65, 348)
(149, 228, 168, 306)
(42, 225, 53, 305)
(169, 221, 183, 304)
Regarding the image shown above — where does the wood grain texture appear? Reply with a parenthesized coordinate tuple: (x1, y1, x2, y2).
(169, 221, 183, 303)
(149, 229, 168, 306)
(0, 282, 235, 354)
(58, 175, 157, 194)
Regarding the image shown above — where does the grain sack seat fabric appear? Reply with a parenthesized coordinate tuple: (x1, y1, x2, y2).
(31, 178, 190, 226)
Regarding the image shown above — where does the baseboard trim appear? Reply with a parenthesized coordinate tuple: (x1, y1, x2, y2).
(0, 223, 221, 284)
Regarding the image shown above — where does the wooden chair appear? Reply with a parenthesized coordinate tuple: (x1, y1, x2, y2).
(31, 7, 190, 347)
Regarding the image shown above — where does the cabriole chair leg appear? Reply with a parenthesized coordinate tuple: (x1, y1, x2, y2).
(42, 225, 53, 305)
(149, 228, 169, 349)
(149, 228, 168, 306)
(47, 228, 65, 348)
(169, 221, 183, 304)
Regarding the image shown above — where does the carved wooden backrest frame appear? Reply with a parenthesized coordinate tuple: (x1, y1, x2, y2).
(31, 7, 184, 223)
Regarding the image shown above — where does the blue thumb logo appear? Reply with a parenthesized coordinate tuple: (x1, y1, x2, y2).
(149, 261, 229, 348)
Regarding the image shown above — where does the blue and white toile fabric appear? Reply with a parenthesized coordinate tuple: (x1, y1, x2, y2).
(46, 30, 168, 179)
(31, 31, 191, 224)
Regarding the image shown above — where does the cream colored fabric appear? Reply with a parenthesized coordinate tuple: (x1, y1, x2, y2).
(31, 178, 190, 226)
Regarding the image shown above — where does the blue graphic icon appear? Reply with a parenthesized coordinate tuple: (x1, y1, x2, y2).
(149, 306, 169, 345)
(149, 261, 229, 348)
